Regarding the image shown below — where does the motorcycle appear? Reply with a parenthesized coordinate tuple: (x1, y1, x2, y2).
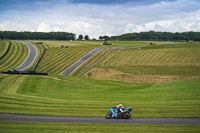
(106, 107, 133, 119)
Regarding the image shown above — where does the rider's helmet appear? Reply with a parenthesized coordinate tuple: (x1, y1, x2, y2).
(117, 104, 123, 108)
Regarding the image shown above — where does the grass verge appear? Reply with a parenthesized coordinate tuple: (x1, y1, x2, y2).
(0, 122, 200, 133)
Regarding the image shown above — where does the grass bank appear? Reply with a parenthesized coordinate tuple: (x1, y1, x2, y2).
(0, 41, 8, 57)
(1, 122, 200, 133)
(0, 41, 28, 71)
(29, 41, 149, 74)
(83, 42, 200, 82)
(35, 47, 92, 74)
(0, 74, 199, 118)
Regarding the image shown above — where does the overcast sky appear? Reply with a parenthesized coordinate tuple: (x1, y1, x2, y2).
(0, 0, 200, 38)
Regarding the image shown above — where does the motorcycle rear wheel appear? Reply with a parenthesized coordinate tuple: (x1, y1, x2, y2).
(122, 112, 131, 119)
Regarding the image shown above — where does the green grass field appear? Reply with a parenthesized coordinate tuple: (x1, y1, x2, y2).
(0, 41, 199, 118)
(0, 41, 7, 57)
(29, 41, 150, 74)
(1, 41, 200, 132)
(0, 74, 199, 118)
(29, 41, 102, 74)
(1, 122, 200, 133)
(83, 42, 200, 82)
(71, 49, 111, 76)
(35, 47, 92, 74)
(29, 40, 148, 48)
(0, 40, 150, 74)
(0, 41, 28, 71)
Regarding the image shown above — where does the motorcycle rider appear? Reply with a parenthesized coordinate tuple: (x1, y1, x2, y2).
(111, 104, 124, 117)
(116, 104, 124, 114)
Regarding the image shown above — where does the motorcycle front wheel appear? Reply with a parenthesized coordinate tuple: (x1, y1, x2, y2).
(106, 113, 112, 119)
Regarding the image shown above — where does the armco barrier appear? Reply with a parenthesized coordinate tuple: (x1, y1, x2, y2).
(33, 48, 46, 71)
(0, 42, 11, 59)
(1, 71, 48, 76)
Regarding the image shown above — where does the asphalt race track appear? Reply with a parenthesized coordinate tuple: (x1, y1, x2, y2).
(0, 114, 200, 124)
(15, 41, 37, 71)
(59, 47, 106, 75)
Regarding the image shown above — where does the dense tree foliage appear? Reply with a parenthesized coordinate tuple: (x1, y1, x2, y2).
(1, 31, 199, 41)
(78, 34, 83, 40)
(99, 36, 103, 40)
(99, 35, 110, 40)
(109, 31, 200, 41)
(0, 31, 76, 40)
(84, 35, 89, 40)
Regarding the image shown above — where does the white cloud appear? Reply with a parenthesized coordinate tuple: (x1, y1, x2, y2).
(37, 23, 52, 32)
(0, 0, 200, 38)
(124, 12, 200, 33)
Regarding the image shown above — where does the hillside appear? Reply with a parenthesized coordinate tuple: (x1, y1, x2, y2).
(82, 42, 200, 83)
(0, 41, 28, 71)
(0, 41, 7, 56)
(35, 47, 92, 74)
(30, 41, 148, 74)
(0, 41, 199, 119)
(0, 74, 199, 118)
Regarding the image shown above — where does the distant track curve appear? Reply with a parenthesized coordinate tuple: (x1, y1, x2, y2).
(15, 41, 37, 71)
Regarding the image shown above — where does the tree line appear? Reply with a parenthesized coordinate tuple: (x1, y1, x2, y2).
(109, 31, 200, 41)
(0, 31, 76, 40)
(1, 31, 200, 41)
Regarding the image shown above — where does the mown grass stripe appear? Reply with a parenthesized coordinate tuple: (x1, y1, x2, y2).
(0, 42, 16, 65)
(123, 50, 142, 64)
(0, 42, 28, 71)
(37, 49, 75, 72)
(0, 76, 14, 92)
(0, 42, 19, 70)
(5, 42, 24, 69)
(0, 76, 19, 94)
(8, 42, 28, 70)
(40, 48, 73, 64)
(37, 48, 90, 74)
(45, 49, 86, 74)
(108, 50, 126, 65)
(0, 41, 10, 59)
(44, 48, 65, 58)
(0, 41, 6, 55)
(72, 49, 111, 76)
(92, 43, 200, 76)
(37, 48, 69, 66)
(154, 51, 169, 64)
(145, 51, 161, 64)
